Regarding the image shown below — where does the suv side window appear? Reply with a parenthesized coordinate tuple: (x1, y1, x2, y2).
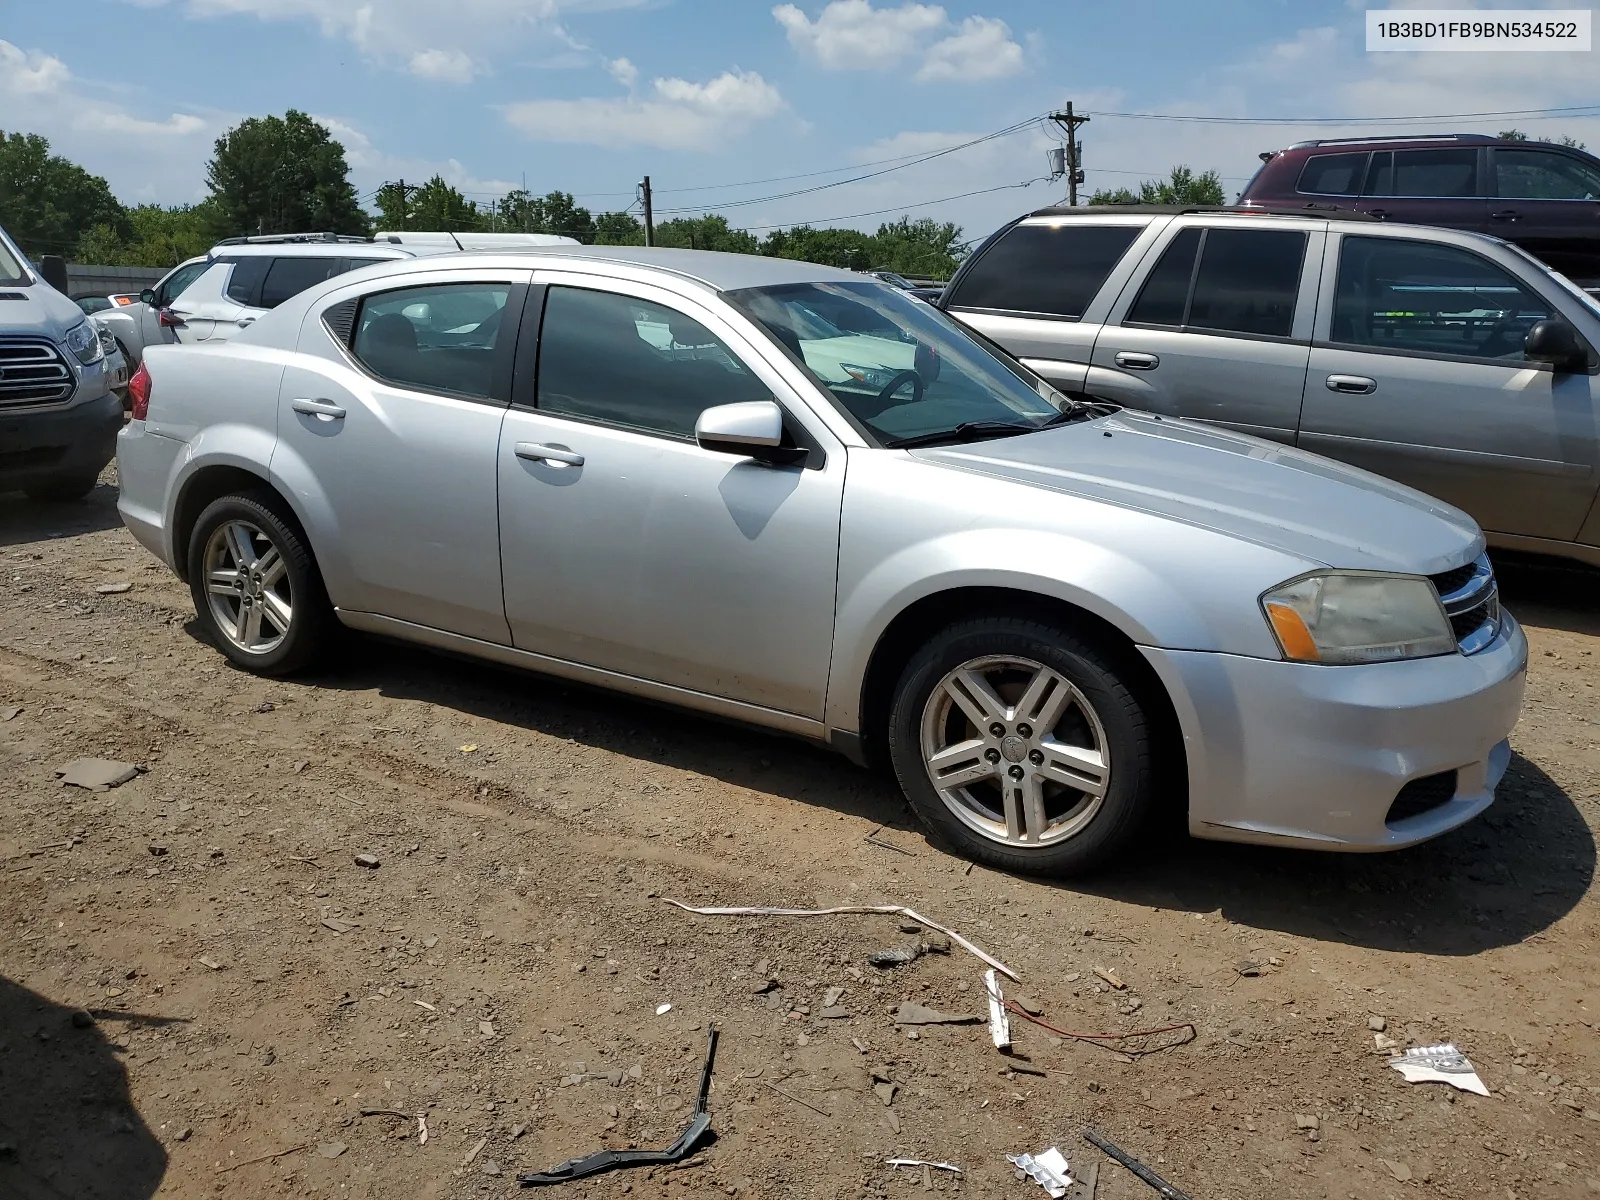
(1331, 235, 1551, 361)
(1365, 149, 1479, 197)
(1127, 227, 1305, 338)
(1494, 149, 1600, 200)
(220, 256, 271, 306)
(536, 286, 764, 439)
(351, 282, 510, 399)
(156, 260, 210, 307)
(259, 257, 344, 309)
(945, 223, 1142, 318)
(1297, 153, 1368, 196)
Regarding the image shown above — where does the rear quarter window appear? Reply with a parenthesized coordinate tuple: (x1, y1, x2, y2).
(1297, 152, 1368, 196)
(219, 256, 271, 306)
(946, 223, 1141, 318)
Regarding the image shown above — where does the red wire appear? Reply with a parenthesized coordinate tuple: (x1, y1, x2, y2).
(1004, 999, 1196, 1046)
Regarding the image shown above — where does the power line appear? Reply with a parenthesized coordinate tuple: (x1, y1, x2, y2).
(733, 177, 1048, 233)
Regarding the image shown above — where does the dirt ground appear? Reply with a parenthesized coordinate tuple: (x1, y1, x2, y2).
(2, 469, 1598, 1200)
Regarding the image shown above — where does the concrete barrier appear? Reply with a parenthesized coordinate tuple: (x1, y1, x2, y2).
(66, 264, 165, 298)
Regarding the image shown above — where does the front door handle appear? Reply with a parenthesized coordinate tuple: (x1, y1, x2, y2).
(514, 442, 585, 467)
(1489, 209, 1521, 222)
(1366, 208, 1389, 219)
(291, 397, 346, 420)
(1114, 351, 1160, 370)
(1326, 374, 1377, 395)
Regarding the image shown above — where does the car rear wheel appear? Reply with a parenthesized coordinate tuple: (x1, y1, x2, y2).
(187, 492, 334, 675)
(887, 615, 1156, 876)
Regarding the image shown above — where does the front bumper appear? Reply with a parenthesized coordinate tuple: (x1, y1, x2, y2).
(1141, 612, 1528, 851)
(0, 388, 123, 491)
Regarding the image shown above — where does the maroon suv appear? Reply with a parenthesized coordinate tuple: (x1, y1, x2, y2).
(1240, 133, 1600, 288)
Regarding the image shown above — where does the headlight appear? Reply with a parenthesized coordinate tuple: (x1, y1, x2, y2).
(839, 362, 900, 389)
(1261, 572, 1456, 665)
(64, 320, 104, 366)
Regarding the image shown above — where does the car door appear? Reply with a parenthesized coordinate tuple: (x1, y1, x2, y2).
(272, 269, 528, 642)
(1487, 145, 1600, 287)
(138, 258, 211, 349)
(1355, 147, 1489, 233)
(1087, 220, 1323, 444)
(168, 258, 261, 343)
(1299, 231, 1599, 541)
(939, 217, 1155, 390)
(497, 275, 846, 720)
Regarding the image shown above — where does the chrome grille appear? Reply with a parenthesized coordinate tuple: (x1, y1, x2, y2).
(0, 338, 75, 409)
(1429, 554, 1500, 654)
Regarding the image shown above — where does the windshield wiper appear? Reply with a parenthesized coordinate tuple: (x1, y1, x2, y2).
(883, 408, 1091, 449)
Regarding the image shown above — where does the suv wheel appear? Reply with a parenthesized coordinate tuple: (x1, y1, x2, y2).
(187, 492, 334, 675)
(887, 616, 1156, 876)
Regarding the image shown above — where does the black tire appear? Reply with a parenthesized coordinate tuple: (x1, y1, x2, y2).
(886, 615, 1157, 876)
(25, 470, 101, 501)
(187, 491, 335, 676)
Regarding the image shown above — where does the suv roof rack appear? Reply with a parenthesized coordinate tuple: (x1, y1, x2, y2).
(1029, 204, 1378, 221)
(1284, 133, 1496, 150)
(212, 232, 375, 246)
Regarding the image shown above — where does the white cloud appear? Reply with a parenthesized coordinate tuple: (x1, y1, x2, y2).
(916, 15, 1023, 82)
(503, 70, 785, 150)
(772, 0, 1024, 83)
(408, 48, 479, 83)
(606, 56, 638, 89)
(0, 41, 71, 94)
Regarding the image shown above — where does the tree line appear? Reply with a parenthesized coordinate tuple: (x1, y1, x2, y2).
(0, 110, 968, 280)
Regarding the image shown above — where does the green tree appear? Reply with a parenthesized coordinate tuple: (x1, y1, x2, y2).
(593, 211, 644, 245)
(655, 214, 758, 253)
(409, 176, 484, 232)
(760, 224, 875, 269)
(1089, 165, 1225, 206)
(1498, 129, 1586, 149)
(485, 189, 598, 241)
(0, 131, 128, 259)
(206, 110, 368, 237)
(870, 216, 965, 279)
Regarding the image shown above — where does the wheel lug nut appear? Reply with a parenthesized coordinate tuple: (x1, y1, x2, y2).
(1029, 749, 1044, 765)
(984, 748, 1001, 764)
(1007, 765, 1025, 780)
(988, 722, 1005, 738)
(1017, 723, 1033, 738)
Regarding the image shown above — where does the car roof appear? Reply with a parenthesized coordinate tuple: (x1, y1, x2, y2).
(1022, 204, 1378, 223)
(211, 243, 415, 259)
(361, 245, 870, 291)
(1273, 134, 1595, 155)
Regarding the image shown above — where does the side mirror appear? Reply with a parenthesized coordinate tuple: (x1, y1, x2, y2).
(139, 288, 157, 306)
(38, 255, 69, 294)
(695, 400, 804, 464)
(1524, 317, 1590, 372)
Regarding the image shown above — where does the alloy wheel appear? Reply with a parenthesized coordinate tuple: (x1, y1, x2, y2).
(202, 519, 293, 654)
(918, 654, 1110, 847)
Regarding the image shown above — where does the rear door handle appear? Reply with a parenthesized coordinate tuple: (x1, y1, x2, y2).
(1326, 374, 1377, 395)
(1490, 209, 1520, 221)
(1366, 208, 1389, 219)
(514, 442, 585, 467)
(291, 397, 346, 420)
(1114, 351, 1160, 370)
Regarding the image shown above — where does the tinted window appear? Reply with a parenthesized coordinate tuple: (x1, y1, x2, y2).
(1368, 149, 1478, 197)
(1186, 229, 1306, 338)
(75, 296, 113, 314)
(220, 256, 271, 306)
(947, 223, 1141, 317)
(1297, 153, 1368, 196)
(1332, 236, 1551, 361)
(1494, 149, 1600, 200)
(259, 257, 343, 309)
(352, 282, 509, 399)
(157, 260, 209, 306)
(537, 287, 764, 438)
(1127, 228, 1201, 326)
(343, 257, 395, 270)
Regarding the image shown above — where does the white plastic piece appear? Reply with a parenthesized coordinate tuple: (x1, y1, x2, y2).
(984, 968, 1011, 1051)
(886, 1158, 962, 1174)
(655, 1003, 672, 1016)
(1009, 1147, 1073, 1197)
(1388, 1043, 1489, 1095)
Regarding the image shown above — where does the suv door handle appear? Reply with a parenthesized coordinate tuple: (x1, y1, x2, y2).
(1366, 208, 1389, 219)
(291, 398, 347, 420)
(1326, 374, 1377, 395)
(1114, 351, 1160, 370)
(1490, 209, 1520, 221)
(514, 442, 585, 467)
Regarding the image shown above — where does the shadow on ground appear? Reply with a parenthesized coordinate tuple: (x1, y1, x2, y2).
(0, 976, 168, 1200)
(1494, 549, 1600, 636)
(0, 483, 123, 549)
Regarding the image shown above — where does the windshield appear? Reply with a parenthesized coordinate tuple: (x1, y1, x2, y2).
(0, 231, 29, 286)
(726, 281, 1074, 445)
(1501, 241, 1600, 320)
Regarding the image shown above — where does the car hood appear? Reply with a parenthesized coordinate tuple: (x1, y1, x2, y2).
(911, 410, 1483, 575)
(0, 283, 84, 340)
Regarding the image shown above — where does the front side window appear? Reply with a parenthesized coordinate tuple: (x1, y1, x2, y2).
(945, 223, 1142, 318)
(1297, 153, 1368, 196)
(157, 260, 209, 306)
(1331, 235, 1551, 361)
(1127, 227, 1305, 338)
(259, 257, 344, 309)
(351, 282, 509, 399)
(1366, 149, 1479, 198)
(729, 281, 1070, 445)
(1494, 149, 1600, 200)
(0, 234, 26, 286)
(536, 287, 765, 438)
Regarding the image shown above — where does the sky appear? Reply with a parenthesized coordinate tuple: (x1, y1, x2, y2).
(3, 0, 1598, 245)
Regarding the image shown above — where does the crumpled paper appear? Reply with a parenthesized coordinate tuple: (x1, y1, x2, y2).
(1008, 1147, 1073, 1197)
(1388, 1043, 1490, 1096)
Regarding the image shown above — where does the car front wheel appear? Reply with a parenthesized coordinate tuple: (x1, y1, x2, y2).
(887, 615, 1157, 876)
(187, 492, 334, 675)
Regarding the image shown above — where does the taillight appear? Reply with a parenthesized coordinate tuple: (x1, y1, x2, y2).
(158, 309, 184, 329)
(128, 362, 152, 421)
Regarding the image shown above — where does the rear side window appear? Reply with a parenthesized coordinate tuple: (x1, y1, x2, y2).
(1297, 153, 1368, 196)
(220, 256, 271, 306)
(1493, 149, 1600, 199)
(946, 223, 1141, 318)
(1331, 236, 1551, 361)
(351, 282, 510, 399)
(259, 257, 344, 309)
(1126, 227, 1305, 338)
(1366, 149, 1479, 197)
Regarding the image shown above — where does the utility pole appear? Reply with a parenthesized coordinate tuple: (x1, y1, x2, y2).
(639, 176, 654, 247)
(1049, 104, 1090, 206)
(397, 178, 407, 230)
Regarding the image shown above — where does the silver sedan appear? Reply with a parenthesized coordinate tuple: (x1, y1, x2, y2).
(115, 247, 1527, 875)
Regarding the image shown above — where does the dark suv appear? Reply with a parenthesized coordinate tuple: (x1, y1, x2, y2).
(1239, 134, 1600, 289)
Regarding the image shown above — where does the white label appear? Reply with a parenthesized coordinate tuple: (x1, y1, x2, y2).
(1367, 9, 1591, 50)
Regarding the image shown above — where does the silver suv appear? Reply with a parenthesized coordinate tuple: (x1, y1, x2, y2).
(116, 247, 1526, 875)
(940, 206, 1600, 568)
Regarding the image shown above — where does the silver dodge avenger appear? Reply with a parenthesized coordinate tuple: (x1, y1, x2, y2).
(116, 247, 1526, 875)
